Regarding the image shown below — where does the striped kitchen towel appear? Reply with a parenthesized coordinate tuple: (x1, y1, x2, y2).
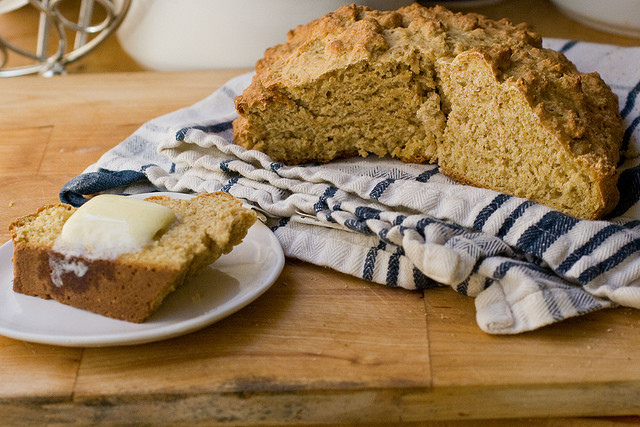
(61, 39, 640, 334)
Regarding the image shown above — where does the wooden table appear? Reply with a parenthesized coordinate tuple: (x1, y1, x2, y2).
(1, 1, 640, 425)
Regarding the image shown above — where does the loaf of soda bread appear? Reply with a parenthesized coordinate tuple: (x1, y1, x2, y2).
(233, 4, 623, 219)
(9, 193, 257, 322)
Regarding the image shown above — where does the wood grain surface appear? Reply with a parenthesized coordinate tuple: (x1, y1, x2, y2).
(1, 1, 640, 425)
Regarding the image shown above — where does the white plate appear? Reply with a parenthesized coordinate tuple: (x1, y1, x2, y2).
(0, 192, 284, 347)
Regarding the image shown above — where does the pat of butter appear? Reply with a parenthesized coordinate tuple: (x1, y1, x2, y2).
(55, 195, 176, 260)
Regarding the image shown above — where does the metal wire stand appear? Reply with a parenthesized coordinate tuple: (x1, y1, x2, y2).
(0, 0, 130, 77)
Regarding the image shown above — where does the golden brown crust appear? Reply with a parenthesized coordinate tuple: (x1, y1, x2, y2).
(12, 245, 183, 323)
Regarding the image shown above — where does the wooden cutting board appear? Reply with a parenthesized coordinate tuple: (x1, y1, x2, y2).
(1, 71, 639, 425)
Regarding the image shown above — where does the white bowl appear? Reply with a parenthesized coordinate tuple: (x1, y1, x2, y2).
(116, 0, 413, 71)
(550, 0, 640, 39)
(0, 0, 29, 14)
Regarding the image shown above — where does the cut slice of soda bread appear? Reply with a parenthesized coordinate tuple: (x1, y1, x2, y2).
(9, 192, 257, 323)
(435, 45, 622, 219)
(233, 4, 623, 219)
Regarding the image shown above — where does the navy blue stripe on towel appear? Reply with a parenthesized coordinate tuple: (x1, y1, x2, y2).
(270, 217, 291, 232)
(313, 186, 338, 213)
(221, 176, 239, 192)
(370, 178, 395, 200)
(355, 206, 382, 220)
(473, 194, 511, 231)
(556, 224, 621, 275)
(559, 40, 578, 54)
(386, 246, 404, 287)
(578, 238, 640, 285)
(60, 168, 148, 206)
(496, 200, 535, 239)
(413, 267, 438, 289)
(516, 212, 579, 258)
(621, 115, 640, 153)
(620, 79, 640, 119)
(415, 167, 440, 182)
(175, 121, 234, 141)
(363, 241, 386, 281)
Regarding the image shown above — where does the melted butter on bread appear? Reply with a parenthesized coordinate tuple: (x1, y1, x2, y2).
(55, 195, 177, 260)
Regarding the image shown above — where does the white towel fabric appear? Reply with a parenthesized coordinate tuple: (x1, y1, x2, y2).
(61, 39, 640, 334)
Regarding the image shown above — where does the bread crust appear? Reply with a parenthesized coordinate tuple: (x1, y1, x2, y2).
(12, 245, 183, 323)
(233, 3, 623, 219)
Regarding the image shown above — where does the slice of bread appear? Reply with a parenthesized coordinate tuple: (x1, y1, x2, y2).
(9, 193, 257, 323)
(436, 45, 622, 219)
(233, 4, 623, 219)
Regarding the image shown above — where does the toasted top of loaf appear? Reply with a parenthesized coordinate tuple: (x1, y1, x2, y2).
(10, 192, 257, 273)
(253, 4, 540, 85)
(238, 4, 540, 109)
